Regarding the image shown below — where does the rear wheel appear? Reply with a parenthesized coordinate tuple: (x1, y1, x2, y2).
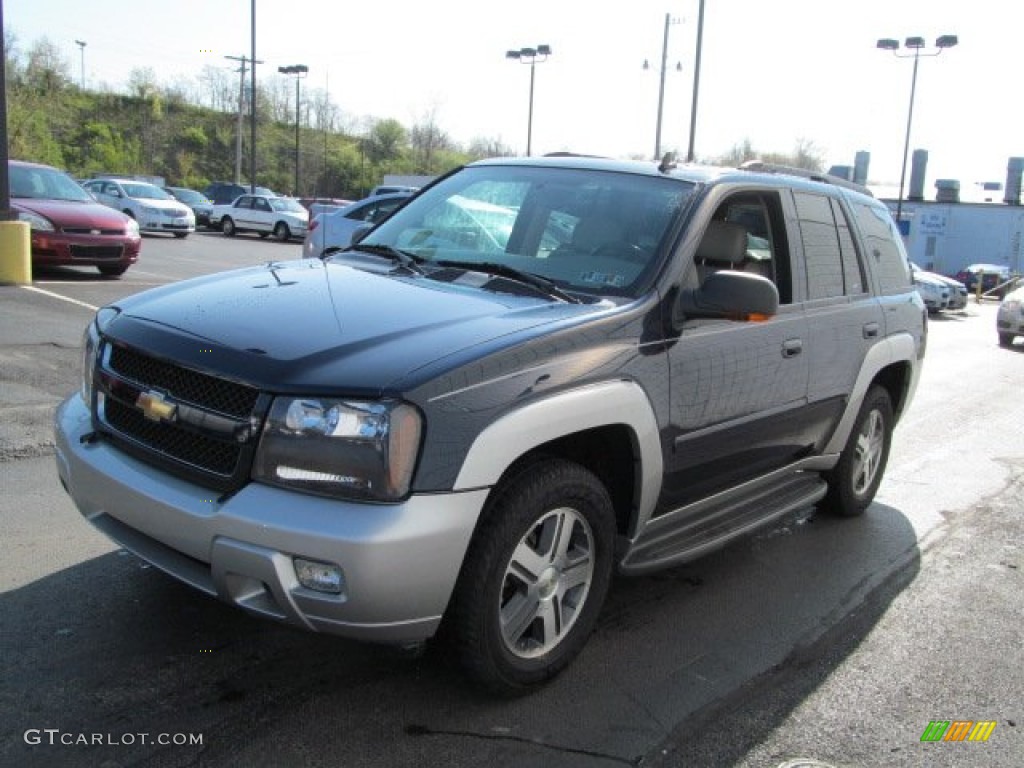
(173, 232, 188, 239)
(823, 385, 893, 517)
(273, 222, 291, 241)
(222, 217, 236, 237)
(447, 459, 615, 693)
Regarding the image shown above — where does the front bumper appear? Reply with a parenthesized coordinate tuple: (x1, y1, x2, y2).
(31, 232, 141, 268)
(55, 395, 486, 644)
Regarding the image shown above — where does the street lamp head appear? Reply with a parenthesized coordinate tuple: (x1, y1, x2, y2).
(876, 38, 899, 51)
(75, 39, 87, 48)
(904, 36, 926, 49)
(537, 44, 552, 56)
(935, 34, 959, 49)
(506, 50, 521, 60)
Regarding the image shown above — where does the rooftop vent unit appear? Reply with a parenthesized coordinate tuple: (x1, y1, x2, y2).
(935, 178, 960, 203)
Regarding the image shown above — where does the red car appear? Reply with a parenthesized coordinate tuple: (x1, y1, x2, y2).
(9, 160, 141, 277)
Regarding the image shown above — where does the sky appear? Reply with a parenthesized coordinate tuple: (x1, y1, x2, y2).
(4, 0, 1022, 195)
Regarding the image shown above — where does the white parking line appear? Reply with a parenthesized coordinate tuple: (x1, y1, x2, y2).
(20, 285, 99, 312)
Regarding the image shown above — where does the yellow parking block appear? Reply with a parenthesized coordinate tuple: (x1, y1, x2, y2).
(0, 220, 31, 284)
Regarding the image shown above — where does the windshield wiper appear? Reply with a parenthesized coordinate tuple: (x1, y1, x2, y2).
(327, 243, 425, 275)
(435, 260, 580, 304)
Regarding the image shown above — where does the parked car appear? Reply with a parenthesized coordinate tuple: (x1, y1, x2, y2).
(203, 181, 276, 206)
(57, 155, 926, 692)
(210, 193, 308, 241)
(82, 179, 195, 238)
(302, 192, 413, 258)
(909, 268, 948, 313)
(164, 187, 214, 228)
(369, 184, 419, 197)
(955, 263, 1012, 298)
(997, 284, 1024, 347)
(8, 159, 141, 277)
(911, 263, 966, 311)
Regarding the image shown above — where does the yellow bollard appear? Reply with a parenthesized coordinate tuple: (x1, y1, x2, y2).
(0, 220, 31, 284)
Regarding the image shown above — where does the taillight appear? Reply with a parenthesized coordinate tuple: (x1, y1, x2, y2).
(308, 218, 320, 233)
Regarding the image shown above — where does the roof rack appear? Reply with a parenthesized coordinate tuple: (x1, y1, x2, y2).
(738, 160, 873, 197)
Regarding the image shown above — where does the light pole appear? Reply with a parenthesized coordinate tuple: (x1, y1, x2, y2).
(643, 14, 681, 160)
(278, 64, 309, 195)
(74, 39, 86, 89)
(877, 34, 958, 227)
(506, 45, 551, 156)
(687, 0, 705, 162)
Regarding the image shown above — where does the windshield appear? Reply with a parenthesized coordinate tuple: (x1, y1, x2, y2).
(270, 198, 305, 213)
(9, 165, 94, 202)
(169, 188, 206, 204)
(123, 183, 173, 200)
(361, 165, 693, 298)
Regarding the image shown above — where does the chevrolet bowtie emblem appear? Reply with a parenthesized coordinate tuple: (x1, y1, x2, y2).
(136, 390, 178, 422)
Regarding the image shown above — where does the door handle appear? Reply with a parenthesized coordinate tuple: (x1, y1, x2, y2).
(863, 322, 880, 339)
(782, 339, 803, 358)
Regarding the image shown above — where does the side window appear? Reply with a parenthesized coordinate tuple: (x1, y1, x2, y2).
(833, 199, 866, 295)
(850, 201, 912, 295)
(794, 192, 845, 300)
(702, 192, 793, 304)
(254, 198, 271, 212)
(236, 196, 252, 209)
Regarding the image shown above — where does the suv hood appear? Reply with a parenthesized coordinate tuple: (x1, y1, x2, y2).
(106, 258, 607, 395)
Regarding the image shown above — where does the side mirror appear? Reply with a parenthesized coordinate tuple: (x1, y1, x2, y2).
(350, 224, 372, 245)
(675, 270, 779, 326)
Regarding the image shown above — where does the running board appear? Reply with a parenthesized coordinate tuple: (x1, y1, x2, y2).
(619, 470, 827, 575)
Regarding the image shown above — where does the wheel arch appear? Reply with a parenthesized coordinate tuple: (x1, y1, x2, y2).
(452, 380, 663, 539)
(823, 332, 921, 456)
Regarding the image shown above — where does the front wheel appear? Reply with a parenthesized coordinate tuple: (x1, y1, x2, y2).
(273, 222, 291, 241)
(222, 217, 236, 237)
(823, 385, 893, 517)
(999, 333, 1015, 348)
(446, 459, 615, 693)
(173, 232, 188, 239)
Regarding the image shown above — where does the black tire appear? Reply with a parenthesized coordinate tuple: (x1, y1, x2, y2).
(999, 333, 1014, 348)
(97, 265, 127, 277)
(222, 217, 236, 237)
(173, 232, 188, 239)
(823, 385, 893, 517)
(273, 222, 291, 241)
(446, 459, 615, 693)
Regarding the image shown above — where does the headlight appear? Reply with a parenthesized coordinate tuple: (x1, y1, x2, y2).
(125, 217, 140, 235)
(81, 307, 119, 405)
(140, 205, 160, 215)
(253, 398, 422, 501)
(17, 210, 55, 232)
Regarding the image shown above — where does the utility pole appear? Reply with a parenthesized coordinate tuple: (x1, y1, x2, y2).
(74, 40, 87, 89)
(225, 54, 262, 185)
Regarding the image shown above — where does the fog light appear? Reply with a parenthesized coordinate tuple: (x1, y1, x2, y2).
(294, 557, 345, 594)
